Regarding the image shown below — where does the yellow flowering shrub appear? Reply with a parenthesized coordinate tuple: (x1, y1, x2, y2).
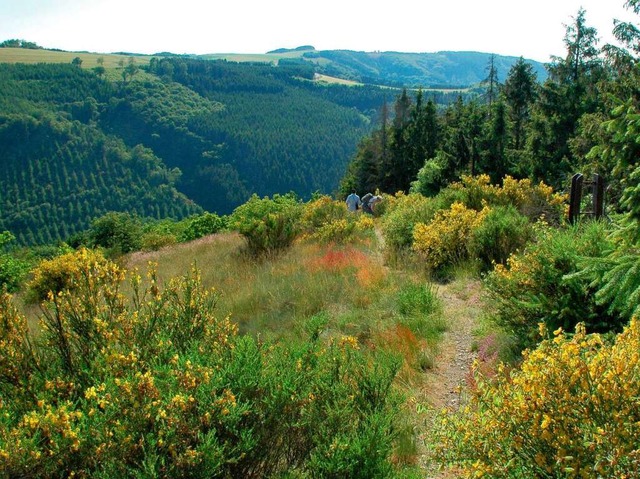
(412, 202, 489, 272)
(499, 176, 567, 224)
(435, 319, 640, 478)
(448, 174, 567, 224)
(28, 248, 114, 303)
(0, 255, 402, 478)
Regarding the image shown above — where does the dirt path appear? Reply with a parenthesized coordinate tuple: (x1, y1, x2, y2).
(420, 277, 483, 478)
(373, 226, 482, 476)
(427, 279, 482, 411)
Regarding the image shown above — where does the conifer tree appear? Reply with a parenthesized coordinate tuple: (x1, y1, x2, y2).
(526, 8, 605, 187)
(504, 57, 538, 151)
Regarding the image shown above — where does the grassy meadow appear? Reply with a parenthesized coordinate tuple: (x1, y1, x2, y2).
(0, 47, 152, 68)
(123, 230, 447, 386)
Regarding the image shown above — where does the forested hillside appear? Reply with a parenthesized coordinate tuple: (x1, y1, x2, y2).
(340, 8, 610, 200)
(301, 49, 548, 88)
(0, 58, 391, 245)
(0, 64, 202, 245)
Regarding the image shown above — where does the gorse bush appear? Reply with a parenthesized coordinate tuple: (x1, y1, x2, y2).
(299, 195, 375, 244)
(381, 176, 566, 270)
(230, 193, 302, 256)
(412, 202, 489, 274)
(446, 174, 567, 224)
(435, 320, 640, 478)
(484, 221, 619, 351)
(380, 193, 440, 257)
(0, 258, 404, 478)
(27, 248, 113, 303)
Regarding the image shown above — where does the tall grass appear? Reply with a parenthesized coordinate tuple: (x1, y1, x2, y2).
(124, 233, 444, 350)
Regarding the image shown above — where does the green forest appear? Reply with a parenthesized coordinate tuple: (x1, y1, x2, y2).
(0, 58, 390, 245)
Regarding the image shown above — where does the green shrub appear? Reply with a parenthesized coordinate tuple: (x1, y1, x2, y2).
(574, 222, 640, 322)
(484, 221, 620, 351)
(87, 211, 142, 255)
(468, 204, 534, 270)
(140, 231, 178, 251)
(0, 231, 28, 293)
(180, 212, 228, 242)
(230, 193, 303, 256)
(380, 194, 440, 256)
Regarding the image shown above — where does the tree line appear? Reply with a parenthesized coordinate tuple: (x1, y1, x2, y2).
(340, 8, 622, 203)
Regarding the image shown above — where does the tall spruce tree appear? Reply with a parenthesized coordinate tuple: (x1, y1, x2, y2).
(504, 57, 538, 152)
(407, 90, 440, 186)
(526, 8, 605, 188)
(383, 89, 413, 193)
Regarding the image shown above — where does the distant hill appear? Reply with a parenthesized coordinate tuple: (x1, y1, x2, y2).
(297, 49, 548, 88)
(267, 45, 316, 54)
(198, 47, 547, 88)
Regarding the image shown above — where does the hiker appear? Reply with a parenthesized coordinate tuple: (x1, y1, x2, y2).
(345, 191, 361, 212)
(361, 193, 374, 214)
(369, 195, 382, 213)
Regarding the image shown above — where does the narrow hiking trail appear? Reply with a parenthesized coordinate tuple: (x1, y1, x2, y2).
(413, 278, 483, 477)
(420, 278, 483, 478)
(426, 279, 482, 411)
(374, 225, 482, 476)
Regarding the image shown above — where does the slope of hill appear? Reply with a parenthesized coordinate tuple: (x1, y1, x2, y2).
(300, 49, 548, 88)
(199, 48, 548, 88)
(0, 63, 203, 245)
(0, 58, 389, 244)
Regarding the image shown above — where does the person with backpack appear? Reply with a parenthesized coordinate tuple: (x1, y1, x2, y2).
(361, 193, 374, 214)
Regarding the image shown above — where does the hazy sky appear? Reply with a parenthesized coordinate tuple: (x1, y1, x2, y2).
(1, 0, 637, 62)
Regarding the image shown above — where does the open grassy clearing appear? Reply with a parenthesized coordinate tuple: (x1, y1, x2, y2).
(124, 232, 446, 352)
(0, 47, 152, 68)
(313, 73, 363, 86)
(121, 229, 464, 471)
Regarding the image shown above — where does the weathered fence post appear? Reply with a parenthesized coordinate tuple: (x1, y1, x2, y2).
(569, 173, 584, 225)
(592, 173, 604, 219)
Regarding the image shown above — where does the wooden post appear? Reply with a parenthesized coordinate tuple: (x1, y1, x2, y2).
(569, 173, 583, 225)
(593, 174, 604, 219)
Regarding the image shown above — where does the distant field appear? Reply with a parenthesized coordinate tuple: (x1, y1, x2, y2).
(313, 73, 362, 86)
(198, 50, 305, 63)
(0, 48, 304, 68)
(0, 48, 152, 68)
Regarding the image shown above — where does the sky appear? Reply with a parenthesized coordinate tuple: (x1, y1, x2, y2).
(1, 0, 637, 63)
